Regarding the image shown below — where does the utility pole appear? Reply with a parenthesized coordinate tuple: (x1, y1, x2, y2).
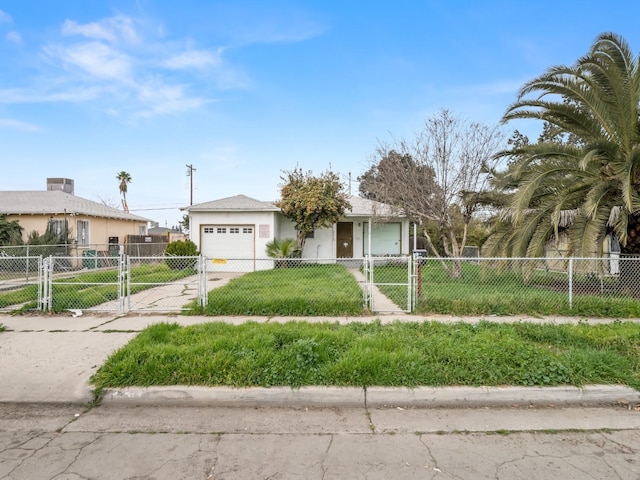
(186, 164, 196, 205)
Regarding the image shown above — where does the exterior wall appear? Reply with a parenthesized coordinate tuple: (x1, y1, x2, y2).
(303, 226, 334, 259)
(190, 211, 410, 262)
(275, 214, 410, 259)
(5, 213, 148, 254)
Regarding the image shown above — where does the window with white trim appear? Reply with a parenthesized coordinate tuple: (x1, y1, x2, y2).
(243, 227, 253, 234)
(76, 220, 90, 246)
(203, 227, 215, 234)
(230, 227, 240, 234)
(217, 227, 227, 234)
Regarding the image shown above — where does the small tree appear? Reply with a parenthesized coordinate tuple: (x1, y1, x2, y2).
(0, 215, 23, 246)
(176, 214, 190, 234)
(277, 168, 351, 252)
(164, 239, 198, 270)
(265, 238, 300, 268)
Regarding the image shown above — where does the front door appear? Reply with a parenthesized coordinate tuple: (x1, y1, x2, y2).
(336, 222, 353, 258)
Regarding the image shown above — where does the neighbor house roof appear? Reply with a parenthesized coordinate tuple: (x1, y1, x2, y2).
(185, 194, 279, 212)
(148, 226, 182, 234)
(0, 191, 151, 222)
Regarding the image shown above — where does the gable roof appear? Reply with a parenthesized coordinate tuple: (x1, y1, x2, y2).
(186, 194, 279, 212)
(346, 196, 404, 217)
(184, 194, 405, 218)
(0, 191, 150, 222)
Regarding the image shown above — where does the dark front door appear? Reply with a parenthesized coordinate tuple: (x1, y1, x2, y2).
(336, 222, 353, 258)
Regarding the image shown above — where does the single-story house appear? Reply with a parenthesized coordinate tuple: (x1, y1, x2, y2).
(0, 178, 151, 257)
(184, 194, 410, 271)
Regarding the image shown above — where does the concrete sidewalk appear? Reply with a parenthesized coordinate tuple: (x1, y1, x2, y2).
(1, 312, 640, 407)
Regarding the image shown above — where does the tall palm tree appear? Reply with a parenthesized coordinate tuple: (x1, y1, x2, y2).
(486, 33, 640, 261)
(116, 171, 132, 212)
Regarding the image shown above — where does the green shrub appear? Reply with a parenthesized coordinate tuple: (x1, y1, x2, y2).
(164, 240, 199, 270)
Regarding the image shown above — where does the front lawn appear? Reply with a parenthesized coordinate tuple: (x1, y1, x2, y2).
(195, 264, 365, 316)
(91, 320, 640, 391)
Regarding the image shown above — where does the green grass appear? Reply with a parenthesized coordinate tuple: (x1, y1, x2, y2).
(374, 262, 640, 317)
(195, 264, 365, 316)
(0, 264, 196, 312)
(0, 284, 39, 309)
(91, 320, 640, 391)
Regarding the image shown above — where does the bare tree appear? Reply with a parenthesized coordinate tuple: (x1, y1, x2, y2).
(359, 109, 505, 277)
(96, 195, 121, 209)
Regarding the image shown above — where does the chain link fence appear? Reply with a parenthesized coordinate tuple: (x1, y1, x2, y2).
(0, 254, 41, 312)
(414, 256, 640, 316)
(2, 250, 639, 316)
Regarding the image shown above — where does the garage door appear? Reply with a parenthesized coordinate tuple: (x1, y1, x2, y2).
(201, 225, 255, 272)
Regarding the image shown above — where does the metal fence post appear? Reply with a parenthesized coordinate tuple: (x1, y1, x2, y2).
(406, 255, 412, 312)
(568, 257, 573, 309)
(118, 254, 127, 314)
(198, 254, 208, 307)
(40, 256, 52, 311)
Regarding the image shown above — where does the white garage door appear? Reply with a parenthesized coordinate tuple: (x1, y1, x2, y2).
(201, 225, 255, 272)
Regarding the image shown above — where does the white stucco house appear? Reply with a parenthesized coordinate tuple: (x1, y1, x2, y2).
(184, 194, 410, 272)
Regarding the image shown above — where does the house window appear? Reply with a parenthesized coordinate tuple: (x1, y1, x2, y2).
(203, 227, 215, 234)
(243, 227, 253, 234)
(139, 225, 147, 235)
(230, 227, 240, 234)
(77, 220, 90, 246)
(48, 219, 67, 236)
(217, 227, 227, 234)
(305, 231, 315, 239)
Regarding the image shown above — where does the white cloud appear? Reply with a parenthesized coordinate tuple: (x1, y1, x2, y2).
(0, 9, 12, 23)
(4, 13, 246, 121)
(61, 15, 138, 44)
(0, 118, 42, 132)
(135, 83, 206, 118)
(6, 31, 22, 45)
(162, 49, 223, 69)
(46, 41, 133, 81)
(0, 86, 102, 104)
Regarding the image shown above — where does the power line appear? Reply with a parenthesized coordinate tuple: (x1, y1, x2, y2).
(129, 205, 185, 211)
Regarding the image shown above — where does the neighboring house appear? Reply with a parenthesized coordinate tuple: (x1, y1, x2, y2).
(544, 233, 621, 275)
(0, 181, 150, 257)
(185, 194, 410, 271)
(148, 226, 187, 243)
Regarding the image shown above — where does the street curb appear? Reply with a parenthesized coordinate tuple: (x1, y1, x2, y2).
(101, 385, 640, 408)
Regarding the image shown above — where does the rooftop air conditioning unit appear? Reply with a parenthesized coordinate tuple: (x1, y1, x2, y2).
(47, 178, 74, 195)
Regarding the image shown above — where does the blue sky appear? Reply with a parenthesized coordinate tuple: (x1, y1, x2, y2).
(1, 1, 639, 227)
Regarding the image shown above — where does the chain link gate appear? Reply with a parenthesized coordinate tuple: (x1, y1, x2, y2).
(38, 254, 208, 314)
(363, 255, 414, 313)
